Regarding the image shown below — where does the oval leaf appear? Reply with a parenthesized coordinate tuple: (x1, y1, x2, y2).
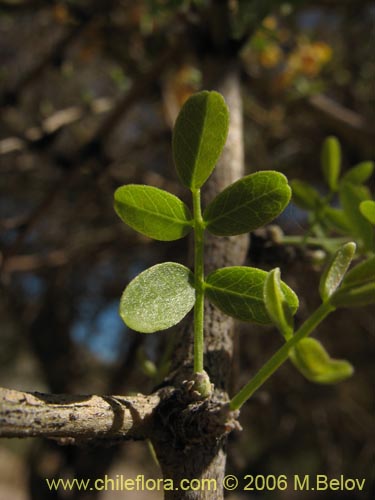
(330, 281, 375, 308)
(172, 91, 229, 189)
(342, 256, 375, 287)
(120, 263, 195, 333)
(339, 183, 374, 251)
(204, 171, 291, 236)
(321, 136, 341, 191)
(341, 161, 374, 185)
(114, 185, 193, 241)
(290, 180, 321, 211)
(319, 242, 356, 302)
(264, 268, 295, 338)
(359, 200, 375, 225)
(205, 266, 298, 325)
(290, 338, 353, 384)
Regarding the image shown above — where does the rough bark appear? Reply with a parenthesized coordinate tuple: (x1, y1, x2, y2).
(0, 387, 159, 441)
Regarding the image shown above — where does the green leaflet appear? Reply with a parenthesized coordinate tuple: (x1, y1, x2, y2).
(330, 281, 375, 308)
(339, 182, 374, 251)
(321, 136, 341, 191)
(290, 179, 321, 211)
(290, 338, 353, 384)
(323, 206, 351, 233)
(264, 268, 295, 338)
(205, 266, 298, 325)
(203, 171, 291, 236)
(114, 185, 193, 241)
(319, 242, 356, 302)
(341, 161, 374, 185)
(120, 262, 195, 333)
(342, 256, 375, 287)
(172, 91, 229, 189)
(359, 200, 375, 224)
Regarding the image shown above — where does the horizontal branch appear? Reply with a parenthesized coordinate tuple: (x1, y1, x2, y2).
(307, 94, 375, 149)
(0, 387, 160, 441)
(0, 98, 114, 156)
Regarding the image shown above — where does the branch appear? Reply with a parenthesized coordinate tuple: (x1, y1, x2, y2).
(0, 98, 114, 156)
(0, 387, 160, 441)
(307, 94, 375, 150)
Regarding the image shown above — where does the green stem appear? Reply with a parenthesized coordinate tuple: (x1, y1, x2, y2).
(229, 301, 335, 410)
(192, 188, 205, 373)
(282, 235, 350, 249)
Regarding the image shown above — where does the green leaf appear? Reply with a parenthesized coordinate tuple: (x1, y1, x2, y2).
(322, 206, 351, 233)
(172, 90, 229, 189)
(203, 171, 291, 236)
(120, 263, 195, 333)
(205, 266, 298, 325)
(264, 268, 295, 338)
(359, 200, 375, 225)
(339, 182, 374, 251)
(330, 281, 375, 308)
(341, 161, 374, 185)
(114, 185, 193, 241)
(319, 242, 356, 302)
(290, 179, 321, 211)
(321, 136, 341, 191)
(290, 338, 353, 384)
(342, 256, 375, 287)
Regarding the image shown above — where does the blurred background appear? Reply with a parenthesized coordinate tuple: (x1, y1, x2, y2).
(0, 0, 373, 499)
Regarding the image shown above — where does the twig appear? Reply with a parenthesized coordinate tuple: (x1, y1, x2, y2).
(307, 94, 375, 150)
(0, 386, 159, 441)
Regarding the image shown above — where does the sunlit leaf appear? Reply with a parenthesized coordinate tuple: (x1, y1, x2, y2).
(341, 161, 374, 185)
(330, 281, 375, 308)
(290, 179, 321, 210)
(319, 242, 356, 302)
(321, 136, 341, 191)
(120, 263, 195, 333)
(359, 200, 375, 225)
(205, 266, 298, 324)
(290, 338, 353, 384)
(264, 268, 295, 338)
(172, 90, 229, 189)
(342, 256, 375, 287)
(114, 185, 193, 241)
(339, 183, 374, 251)
(203, 171, 291, 236)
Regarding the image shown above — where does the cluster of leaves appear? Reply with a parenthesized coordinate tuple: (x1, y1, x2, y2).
(114, 90, 375, 404)
(114, 91, 294, 333)
(290, 136, 375, 254)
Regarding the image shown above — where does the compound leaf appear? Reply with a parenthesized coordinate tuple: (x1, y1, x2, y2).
(264, 268, 295, 338)
(120, 263, 195, 333)
(114, 185, 193, 241)
(205, 266, 298, 324)
(204, 171, 291, 236)
(321, 136, 341, 191)
(290, 338, 354, 384)
(319, 242, 356, 302)
(172, 91, 229, 189)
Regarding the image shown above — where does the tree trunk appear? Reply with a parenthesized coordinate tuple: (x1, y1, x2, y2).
(153, 61, 248, 500)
